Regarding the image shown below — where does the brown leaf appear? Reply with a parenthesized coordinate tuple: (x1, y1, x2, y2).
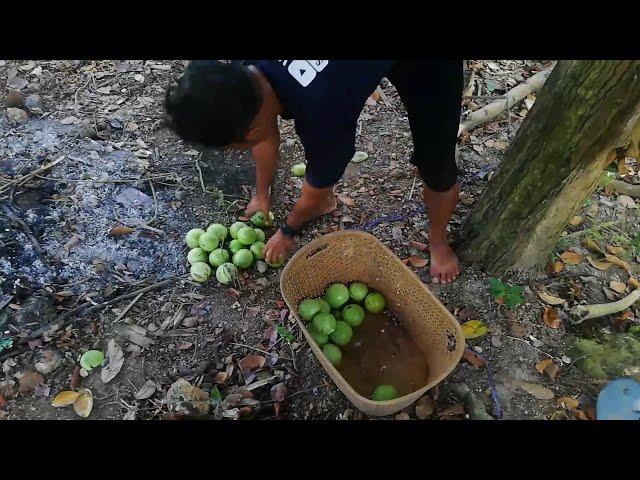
(629, 277, 640, 289)
(270, 382, 287, 402)
(606, 245, 625, 255)
(544, 363, 561, 381)
(557, 396, 579, 410)
(408, 255, 429, 268)
(537, 289, 566, 305)
(69, 367, 81, 390)
(275, 300, 285, 309)
(0, 391, 6, 409)
(239, 354, 266, 371)
(560, 251, 583, 265)
(507, 320, 531, 338)
(543, 307, 562, 329)
(581, 238, 603, 254)
(226, 288, 241, 298)
(51, 390, 80, 407)
(408, 240, 428, 252)
(604, 254, 631, 271)
(535, 358, 553, 374)
(245, 306, 261, 318)
(214, 372, 229, 384)
(415, 397, 434, 419)
(462, 349, 486, 368)
(569, 216, 583, 226)
(586, 256, 612, 271)
(337, 194, 356, 208)
(569, 282, 583, 298)
(610, 281, 627, 294)
(100, 339, 124, 384)
(63, 234, 82, 255)
(176, 342, 193, 350)
(134, 380, 157, 400)
(19, 371, 44, 393)
(73, 388, 93, 418)
(109, 226, 135, 237)
(520, 383, 555, 400)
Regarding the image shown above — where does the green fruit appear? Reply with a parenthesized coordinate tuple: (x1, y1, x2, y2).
(208, 248, 230, 267)
(215, 262, 238, 284)
(185, 228, 205, 248)
(291, 163, 306, 177)
(307, 324, 329, 346)
(330, 321, 353, 347)
(254, 228, 265, 243)
(80, 350, 104, 371)
(206, 223, 228, 241)
(313, 312, 337, 336)
(229, 222, 248, 239)
(251, 211, 274, 228)
(323, 343, 342, 367)
(325, 283, 350, 309)
(342, 304, 365, 327)
(364, 292, 386, 314)
(267, 259, 284, 268)
(187, 247, 208, 265)
(298, 299, 321, 322)
(349, 282, 369, 302)
(249, 241, 265, 260)
(237, 226, 257, 245)
(198, 232, 220, 252)
(372, 385, 399, 401)
(317, 299, 331, 314)
(229, 239, 244, 254)
(190, 262, 212, 283)
(233, 249, 254, 269)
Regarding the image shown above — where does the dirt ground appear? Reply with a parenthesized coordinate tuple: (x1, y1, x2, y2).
(1, 59, 637, 421)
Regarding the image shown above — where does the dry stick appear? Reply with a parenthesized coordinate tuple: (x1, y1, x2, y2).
(458, 63, 556, 136)
(570, 287, 640, 323)
(503, 335, 563, 362)
(1, 204, 46, 261)
(113, 292, 145, 323)
(230, 342, 294, 362)
(0, 155, 66, 195)
(608, 179, 640, 198)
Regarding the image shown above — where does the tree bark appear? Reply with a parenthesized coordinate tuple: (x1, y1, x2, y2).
(459, 61, 640, 275)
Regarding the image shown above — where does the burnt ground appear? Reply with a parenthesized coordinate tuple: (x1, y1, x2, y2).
(1, 59, 637, 421)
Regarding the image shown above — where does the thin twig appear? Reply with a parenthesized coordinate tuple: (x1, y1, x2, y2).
(0, 155, 66, 195)
(148, 180, 158, 226)
(405, 176, 417, 203)
(2, 204, 46, 262)
(504, 335, 563, 362)
(229, 342, 293, 362)
(113, 292, 145, 323)
(74, 75, 92, 108)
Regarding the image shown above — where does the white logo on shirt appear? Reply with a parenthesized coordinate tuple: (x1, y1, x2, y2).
(279, 60, 329, 87)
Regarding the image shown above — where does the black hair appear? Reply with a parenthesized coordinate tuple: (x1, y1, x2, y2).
(164, 60, 263, 147)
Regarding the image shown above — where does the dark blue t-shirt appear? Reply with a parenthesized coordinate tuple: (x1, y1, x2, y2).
(253, 60, 396, 188)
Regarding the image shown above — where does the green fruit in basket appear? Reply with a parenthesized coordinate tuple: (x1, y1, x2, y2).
(190, 262, 212, 283)
(330, 321, 353, 347)
(254, 228, 266, 243)
(323, 343, 342, 367)
(313, 312, 337, 336)
(291, 163, 306, 177)
(206, 223, 228, 241)
(229, 239, 244, 254)
(316, 298, 331, 314)
(325, 283, 350, 309)
(251, 211, 275, 228)
(198, 232, 220, 252)
(209, 248, 230, 267)
(233, 249, 254, 269)
(229, 222, 248, 239)
(372, 384, 399, 401)
(185, 228, 205, 248)
(349, 282, 369, 302)
(307, 324, 329, 346)
(250, 241, 265, 260)
(342, 304, 365, 327)
(364, 292, 386, 314)
(216, 263, 238, 284)
(237, 226, 257, 245)
(187, 247, 208, 265)
(298, 299, 321, 322)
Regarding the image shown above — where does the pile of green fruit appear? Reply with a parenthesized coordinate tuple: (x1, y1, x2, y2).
(185, 211, 283, 284)
(298, 281, 397, 400)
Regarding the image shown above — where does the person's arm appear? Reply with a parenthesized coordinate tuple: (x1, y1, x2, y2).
(245, 128, 280, 217)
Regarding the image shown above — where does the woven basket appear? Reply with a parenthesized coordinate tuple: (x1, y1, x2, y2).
(280, 230, 464, 417)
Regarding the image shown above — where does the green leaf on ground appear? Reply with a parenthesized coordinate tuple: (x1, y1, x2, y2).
(210, 386, 222, 406)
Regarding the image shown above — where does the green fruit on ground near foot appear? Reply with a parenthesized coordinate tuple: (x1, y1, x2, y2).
(233, 249, 254, 269)
(250, 241, 265, 260)
(229, 222, 248, 239)
(198, 232, 220, 252)
(267, 259, 284, 268)
(313, 312, 337, 336)
(349, 282, 369, 302)
(187, 247, 208, 265)
(298, 299, 321, 322)
(325, 283, 350, 309)
(330, 321, 353, 347)
(254, 228, 265, 242)
(372, 384, 399, 401)
(237, 226, 257, 245)
(342, 304, 365, 327)
(185, 228, 205, 248)
(229, 239, 244, 254)
(307, 324, 329, 346)
(364, 292, 386, 314)
(206, 223, 228, 241)
(190, 262, 212, 283)
(291, 163, 306, 177)
(323, 343, 342, 367)
(216, 263, 238, 284)
(251, 211, 275, 228)
(317, 299, 331, 314)
(209, 248, 230, 267)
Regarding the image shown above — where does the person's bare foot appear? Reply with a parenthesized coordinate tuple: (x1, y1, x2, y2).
(319, 193, 338, 216)
(429, 242, 461, 284)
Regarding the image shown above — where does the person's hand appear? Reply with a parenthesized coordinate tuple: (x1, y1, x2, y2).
(264, 229, 295, 265)
(245, 195, 270, 219)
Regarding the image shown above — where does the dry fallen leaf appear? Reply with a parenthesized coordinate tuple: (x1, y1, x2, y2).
(18, 371, 44, 393)
(537, 289, 566, 305)
(547, 260, 564, 274)
(100, 339, 124, 384)
(586, 256, 612, 271)
(535, 358, 553, 374)
(337, 195, 356, 208)
(610, 281, 627, 294)
(520, 383, 555, 400)
(214, 372, 229, 384)
(581, 238, 603, 254)
(461, 320, 488, 339)
(604, 254, 631, 271)
(109, 226, 135, 237)
(270, 382, 287, 402)
(239, 354, 266, 371)
(560, 251, 583, 265)
(557, 396, 579, 410)
(408, 240, 428, 252)
(415, 397, 434, 419)
(134, 380, 156, 400)
(51, 390, 80, 407)
(73, 388, 93, 418)
(544, 363, 561, 381)
(176, 341, 193, 350)
(543, 307, 562, 329)
(606, 245, 624, 255)
(569, 216, 583, 226)
(408, 255, 429, 268)
(462, 349, 486, 368)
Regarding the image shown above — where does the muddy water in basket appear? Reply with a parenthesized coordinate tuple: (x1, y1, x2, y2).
(337, 311, 430, 398)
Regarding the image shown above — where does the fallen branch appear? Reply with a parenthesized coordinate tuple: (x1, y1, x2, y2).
(609, 179, 640, 198)
(2, 204, 46, 262)
(570, 287, 640, 323)
(0, 156, 66, 195)
(458, 63, 556, 136)
(450, 383, 494, 420)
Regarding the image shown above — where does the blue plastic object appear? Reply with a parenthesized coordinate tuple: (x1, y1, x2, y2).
(596, 377, 640, 420)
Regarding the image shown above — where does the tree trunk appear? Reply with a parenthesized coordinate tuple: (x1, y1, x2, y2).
(459, 60, 640, 275)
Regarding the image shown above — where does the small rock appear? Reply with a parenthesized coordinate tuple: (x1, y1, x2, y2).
(415, 397, 434, 419)
(473, 345, 483, 353)
(395, 412, 411, 420)
(350, 151, 369, 164)
(165, 378, 210, 415)
(34, 350, 62, 375)
(7, 76, 28, 90)
(5, 89, 24, 107)
(24, 94, 42, 113)
(617, 195, 637, 209)
(77, 121, 98, 139)
(6, 107, 28, 125)
(181, 316, 197, 328)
